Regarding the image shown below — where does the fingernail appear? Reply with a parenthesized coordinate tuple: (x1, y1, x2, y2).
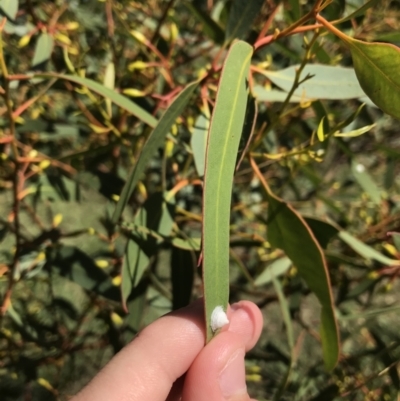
(219, 349, 247, 398)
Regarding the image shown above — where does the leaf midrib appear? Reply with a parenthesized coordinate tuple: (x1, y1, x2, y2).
(212, 52, 252, 279)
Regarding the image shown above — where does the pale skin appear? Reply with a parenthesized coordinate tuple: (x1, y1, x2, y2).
(72, 299, 263, 401)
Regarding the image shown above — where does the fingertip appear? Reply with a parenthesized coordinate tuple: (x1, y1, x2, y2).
(228, 301, 263, 351)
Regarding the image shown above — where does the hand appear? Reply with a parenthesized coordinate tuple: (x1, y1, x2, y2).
(72, 299, 263, 401)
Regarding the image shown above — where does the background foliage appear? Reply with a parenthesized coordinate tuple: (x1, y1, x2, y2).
(1, 0, 400, 400)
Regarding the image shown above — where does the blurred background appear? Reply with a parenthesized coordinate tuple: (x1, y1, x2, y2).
(1, 1, 400, 400)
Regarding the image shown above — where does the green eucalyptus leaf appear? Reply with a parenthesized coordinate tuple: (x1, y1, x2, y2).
(112, 80, 199, 224)
(263, 64, 366, 100)
(339, 231, 400, 266)
(37, 73, 157, 128)
(0, 0, 18, 20)
(32, 33, 54, 68)
(225, 0, 264, 41)
(264, 188, 339, 370)
(351, 159, 382, 205)
(254, 257, 292, 286)
(203, 40, 252, 342)
(334, 0, 378, 24)
(184, 1, 225, 44)
(191, 112, 210, 177)
(304, 217, 339, 249)
(346, 38, 400, 119)
(121, 233, 150, 310)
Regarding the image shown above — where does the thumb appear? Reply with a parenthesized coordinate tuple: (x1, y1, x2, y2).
(182, 301, 263, 401)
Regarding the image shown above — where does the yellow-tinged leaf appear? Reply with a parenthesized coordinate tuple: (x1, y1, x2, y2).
(383, 243, 398, 256)
(317, 117, 326, 142)
(170, 23, 178, 42)
(28, 149, 38, 158)
(39, 160, 51, 170)
(65, 21, 80, 30)
(53, 214, 63, 227)
(89, 124, 111, 134)
(110, 312, 124, 327)
(165, 139, 174, 157)
(128, 61, 149, 70)
(95, 259, 109, 269)
(367, 271, 379, 279)
(137, 181, 147, 198)
(55, 32, 71, 45)
(37, 378, 54, 392)
(246, 374, 262, 382)
(334, 124, 375, 138)
(122, 88, 146, 97)
(18, 35, 31, 48)
(63, 47, 75, 73)
(68, 46, 79, 55)
(130, 30, 146, 43)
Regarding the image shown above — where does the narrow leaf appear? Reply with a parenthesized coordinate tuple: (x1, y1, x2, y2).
(37, 73, 157, 128)
(317, 117, 326, 142)
(191, 112, 210, 177)
(251, 158, 339, 370)
(338, 230, 400, 266)
(104, 62, 115, 117)
(203, 41, 253, 342)
(121, 234, 150, 310)
(267, 193, 339, 370)
(351, 159, 382, 205)
(184, 1, 225, 44)
(112, 80, 199, 224)
(334, 123, 375, 138)
(334, 0, 378, 24)
(254, 257, 292, 286)
(32, 33, 54, 68)
(263, 64, 366, 100)
(225, 0, 264, 41)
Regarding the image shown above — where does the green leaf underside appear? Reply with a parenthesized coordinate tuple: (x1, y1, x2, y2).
(37, 73, 157, 128)
(335, 0, 379, 24)
(32, 33, 54, 67)
(254, 256, 292, 286)
(184, 2, 225, 44)
(351, 159, 382, 205)
(0, 0, 18, 20)
(338, 231, 400, 266)
(121, 192, 175, 308)
(225, 0, 264, 42)
(264, 64, 366, 100)
(267, 193, 339, 370)
(121, 234, 150, 310)
(203, 41, 253, 342)
(346, 38, 400, 120)
(191, 113, 210, 177)
(112, 80, 199, 224)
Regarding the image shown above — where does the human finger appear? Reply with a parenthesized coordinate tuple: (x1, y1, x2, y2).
(181, 301, 263, 401)
(73, 299, 205, 401)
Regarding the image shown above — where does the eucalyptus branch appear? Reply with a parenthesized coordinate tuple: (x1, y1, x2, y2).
(0, 19, 22, 315)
